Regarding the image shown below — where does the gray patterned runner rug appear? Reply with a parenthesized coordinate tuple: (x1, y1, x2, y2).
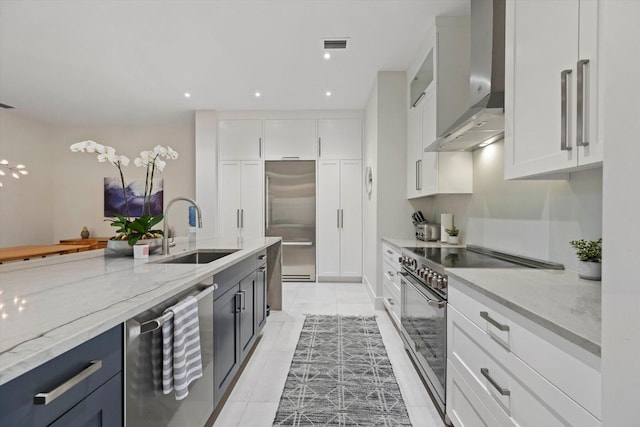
(273, 315, 412, 426)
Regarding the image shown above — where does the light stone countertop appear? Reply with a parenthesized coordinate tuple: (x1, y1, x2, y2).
(382, 237, 465, 249)
(0, 236, 281, 386)
(447, 268, 601, 356)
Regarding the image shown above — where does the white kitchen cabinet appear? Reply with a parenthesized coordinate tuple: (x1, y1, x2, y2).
(407, 87, 473, 198)
(317, 160, 362, 279)
(381, 241, 402, 327)
(264, 119, 316, 160)
(317, 119, 362, 160)
(447, 278, 602, 426)
(218, 119, 263, 160)
(406, 18, 473, 199)
(218, 161, 263, 240)
(504, 0, 602, 179)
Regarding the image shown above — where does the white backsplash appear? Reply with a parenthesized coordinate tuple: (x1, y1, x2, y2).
(410, 141, 603, 271)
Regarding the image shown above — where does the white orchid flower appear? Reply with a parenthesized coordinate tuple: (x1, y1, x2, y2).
(140, 150, 152, 162)
(155, 159, 166, 172)
(119, 156, 130, 166)
(167, 146, 179, 159)
(86, 141, 102, 153)
(70, 141, 89, 152)
(97, 153, 109, 162)
(105, 146, 116, 155)
(153, 145, 168, 157)
(133, 157, 143, 167)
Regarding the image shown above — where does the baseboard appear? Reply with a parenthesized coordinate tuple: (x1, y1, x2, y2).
(363, 274, 385, 309)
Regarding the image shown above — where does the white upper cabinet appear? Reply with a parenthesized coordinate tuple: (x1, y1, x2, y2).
(317, 119, 362, 160)
(218, 119, 263, 161)
(264, 119, 316, 160)
(504, 0, 602, 179)
(406, 17, 473, 199)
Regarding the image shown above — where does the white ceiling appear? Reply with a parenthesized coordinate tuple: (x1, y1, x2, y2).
(0, 0, 469, 125)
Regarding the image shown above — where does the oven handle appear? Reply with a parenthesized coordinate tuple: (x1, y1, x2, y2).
(400, 272, 445, 308)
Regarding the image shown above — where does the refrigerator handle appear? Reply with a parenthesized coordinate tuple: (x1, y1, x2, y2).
(236, 209, 239, 228)
(265, 176, 270, 231)
(337, 209, 340, 229)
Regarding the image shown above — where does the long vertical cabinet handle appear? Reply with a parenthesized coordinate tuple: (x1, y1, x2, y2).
(259, 137, 262, 158)
(560, 69, 573, 151)
(318, 137, 322, 158)
(265, 176, 270, 231)
(241, 209, 244, 228)
(415, 161, 419, 190)
(337, 209, 340, 228)
(576, 59, 590, 147)
(417, 159, 422, 191)
(340, 209, 344, 228)
(236, 209, 240, 228)
(240, 290, 246, 310)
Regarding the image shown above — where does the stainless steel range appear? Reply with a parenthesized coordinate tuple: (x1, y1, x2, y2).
(397, 245, 562, 424)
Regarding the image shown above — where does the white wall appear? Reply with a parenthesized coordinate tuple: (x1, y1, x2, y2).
(363, 71, 415, 301)
(600, 2, 640, 425)
(411, 141, 603, 271)
(0, 110, 54, 246)
(195, 110, 218, 238)
(52, 122, 195, 241)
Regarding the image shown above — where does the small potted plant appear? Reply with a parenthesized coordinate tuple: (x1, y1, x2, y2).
(445, 226, 460, 244)
(569, 238, 602, 281)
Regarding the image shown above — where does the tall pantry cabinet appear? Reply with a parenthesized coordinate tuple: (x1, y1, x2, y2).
(317, 119, 363, 280)
(218, 119, 264, 240)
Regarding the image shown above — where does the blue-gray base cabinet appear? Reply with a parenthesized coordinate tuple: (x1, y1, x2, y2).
(213, 250, 267, 409)
(0, 325, 123, 427)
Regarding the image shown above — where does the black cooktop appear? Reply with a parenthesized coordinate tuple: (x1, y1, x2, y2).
(404, 247, 530, 269)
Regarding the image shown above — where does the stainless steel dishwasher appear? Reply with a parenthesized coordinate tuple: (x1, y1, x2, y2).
(125, 282, 216, 427)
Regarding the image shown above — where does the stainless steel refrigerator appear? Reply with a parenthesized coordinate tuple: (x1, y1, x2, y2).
(265, 161, 316, 281)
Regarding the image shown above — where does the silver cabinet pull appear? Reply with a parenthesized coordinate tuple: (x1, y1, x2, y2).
(340, 209, 344, 228)
(412, 91, 426, 108)
(561, 69, 573, 151)
(265, 176, 270, 230)
(576, 59, 590, 147)
(388, 271, 395, 277)
(318, 137, 322, 157)
(386, 250, 393, 255)
(259, 266, 266, 272)
(481, 368, 511, 396)
(480, 311, 510, 331)
(415, 160, 419, 190)
(281, 156, 300, 159)
(259, 137, 262, 158)
(240, 290, 246, 310)
(258, 254, 266, 260)
(34, 360, 102, 405)
(387, 298, 395, 306)
(236, 209, 240, 228)
(235, 293, 242, 314)
(337, 209, 340, 228)
(241, 209, 244, 228)
(417, 159, 422, 191)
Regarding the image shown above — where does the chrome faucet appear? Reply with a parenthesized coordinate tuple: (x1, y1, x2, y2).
(162, 197, 203, 255)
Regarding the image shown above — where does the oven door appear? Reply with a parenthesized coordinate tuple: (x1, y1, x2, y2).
(400, 270, 446, 412)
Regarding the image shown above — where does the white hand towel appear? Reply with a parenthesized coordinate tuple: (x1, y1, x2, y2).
(161, 296, 203, 400)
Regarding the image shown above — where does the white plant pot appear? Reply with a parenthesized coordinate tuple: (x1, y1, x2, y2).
(577, 261, 601, 281)
(448, 236, 459, 245)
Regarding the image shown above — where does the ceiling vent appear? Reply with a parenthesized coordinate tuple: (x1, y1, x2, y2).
(0, 103, 15, 109)
(323, 39, 348, 50)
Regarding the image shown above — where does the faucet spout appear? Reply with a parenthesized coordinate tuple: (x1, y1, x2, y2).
(162, 197, 203, 255)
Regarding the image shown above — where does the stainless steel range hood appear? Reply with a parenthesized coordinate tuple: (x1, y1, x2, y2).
(425, 0, 505, 152)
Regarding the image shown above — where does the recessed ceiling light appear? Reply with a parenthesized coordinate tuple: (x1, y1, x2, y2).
(184, 93, 191, 98)
(324, 52, 331, 60)
(325, 91, 332, 97)
(255, 92, 261, 98)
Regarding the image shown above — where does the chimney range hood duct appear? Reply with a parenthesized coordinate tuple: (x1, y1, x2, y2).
(425, 0, 505, 152)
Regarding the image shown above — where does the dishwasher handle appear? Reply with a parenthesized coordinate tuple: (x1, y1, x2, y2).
(139, 283, 217, 334)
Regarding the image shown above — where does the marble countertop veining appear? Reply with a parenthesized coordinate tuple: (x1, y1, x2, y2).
(382, 237, 465, 249)
(447, 268, 601, 356)
(0, 236, 281, 386)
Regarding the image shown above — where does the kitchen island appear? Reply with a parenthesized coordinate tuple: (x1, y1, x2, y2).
(0, 236, 282, 386)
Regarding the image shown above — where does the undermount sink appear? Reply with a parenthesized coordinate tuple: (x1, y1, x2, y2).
(155, 249, 239, 264)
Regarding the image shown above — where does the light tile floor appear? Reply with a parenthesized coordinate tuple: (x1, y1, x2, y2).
(213, 281, 445, 427)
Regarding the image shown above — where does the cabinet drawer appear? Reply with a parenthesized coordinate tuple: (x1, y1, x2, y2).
(449, 282, 601, 418)
(0, 325, 122, 427)
(447, 361, 500, 427)
(381, 242, 401, 267)
(382, 284, 400, 327)
(382, 259, 401, 296)
(213, 253, 262, 299)
(448, 306, 600, 427)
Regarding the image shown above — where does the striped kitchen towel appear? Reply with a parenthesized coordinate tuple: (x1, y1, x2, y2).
(161, 295, 203, 400)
